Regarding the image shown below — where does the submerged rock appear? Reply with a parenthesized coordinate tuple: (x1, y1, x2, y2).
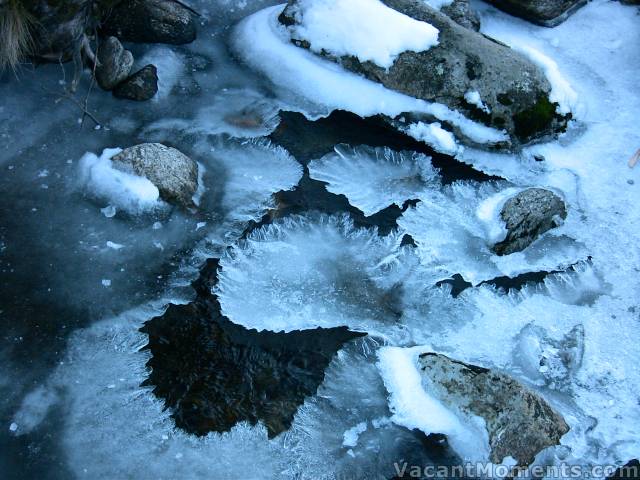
(95, 36, 133, 91)
(417, 352, 569, 465)
(141, 259, 365, 437)
(111, 143, 198, 207)
(493, 188, 567, 256)
(101, 0, 197, 45)
(483, 0, 587, 27)
(279, 0, 568, 149)
(112, 64, 159, 101)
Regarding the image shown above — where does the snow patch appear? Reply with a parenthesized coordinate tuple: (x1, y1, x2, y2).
(342, 421, 368, 447)
(288, 0, 439, 69)
(515, 45, 578, 116)
(406, 122, 460, 154)
(475, 187, 521, 244)
(464, 90, 491, 114)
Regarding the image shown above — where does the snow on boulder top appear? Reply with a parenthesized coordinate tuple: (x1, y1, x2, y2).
(287, 0, 440, 69)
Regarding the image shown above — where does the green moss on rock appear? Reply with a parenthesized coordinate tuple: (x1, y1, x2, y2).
(513, 95, 558, 143)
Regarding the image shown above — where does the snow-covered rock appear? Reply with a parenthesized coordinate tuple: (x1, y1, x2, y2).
(111, 143, 198, 208)
(279, 0, 440, 69)
(482, 0, 587, 27)
(78, 148, 164, 214)
(379, 346, 570, 465)
(493, 188, 567, 256)
(279, 0, 568, 148)
(417, 351, 569, 465)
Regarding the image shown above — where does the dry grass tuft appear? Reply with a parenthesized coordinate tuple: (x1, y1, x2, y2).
(0, 0, 35, 73)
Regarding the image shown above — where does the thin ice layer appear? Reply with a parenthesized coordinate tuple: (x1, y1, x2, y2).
(144, 89, 281, 138)
(195, 138, 303, 241)
(216, 214, 411, 333)
(287, 0, 439, 69)
(308, 145, 439, 217)
(231, 4, 507, 145)
(50, 306, 288, 480)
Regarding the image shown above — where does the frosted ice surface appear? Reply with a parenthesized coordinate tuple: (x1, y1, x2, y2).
(287, 0, 439, 69)
(308, 145, 440, 216)
(11, 385, 58, 436)
(216, 214, 412, 334)
(197, 138, 302, 241)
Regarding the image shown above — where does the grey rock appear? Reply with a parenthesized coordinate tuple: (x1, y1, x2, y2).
(95, 36, 133, 91)
(111, 143, 198, 207)
(280, 0, 569, 149)
(441, 0, 480, 31)
(493, 188, 567, 256)
(483, 0, 587, 27)
(418, 352, 569, 465)
(112, 64, 158, 101)
(101, 0, 197, 45)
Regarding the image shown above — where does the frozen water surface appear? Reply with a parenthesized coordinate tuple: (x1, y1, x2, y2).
(2, 0, 640, 478)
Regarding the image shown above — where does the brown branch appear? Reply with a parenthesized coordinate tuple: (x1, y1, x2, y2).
(41, 85, 102, 127)
(80, 32, 99, 128)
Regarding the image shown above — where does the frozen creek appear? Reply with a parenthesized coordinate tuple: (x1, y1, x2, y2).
(1, 0, 639, 479)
